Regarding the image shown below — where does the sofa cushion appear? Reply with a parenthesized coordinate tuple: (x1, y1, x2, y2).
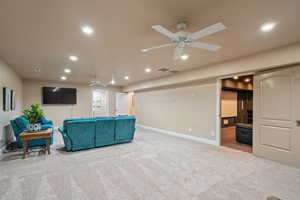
(15, 117, 29, 130)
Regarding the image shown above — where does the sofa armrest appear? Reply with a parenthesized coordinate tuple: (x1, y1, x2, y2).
(58, 126, 72, 151)
(58, 126, 64, 134)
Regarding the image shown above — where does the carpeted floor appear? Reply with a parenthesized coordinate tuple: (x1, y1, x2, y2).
(0, 127, 299, 200)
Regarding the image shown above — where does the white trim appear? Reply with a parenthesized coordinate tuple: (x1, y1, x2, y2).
(216, 79, 222, 146)
(137, 124, 218, 146)
(217, 72, 255, 80)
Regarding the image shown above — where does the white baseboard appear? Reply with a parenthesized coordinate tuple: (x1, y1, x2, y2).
(137, 124, 218, 146)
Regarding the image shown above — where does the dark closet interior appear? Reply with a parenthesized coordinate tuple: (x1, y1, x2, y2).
(221, 75, 253, 153)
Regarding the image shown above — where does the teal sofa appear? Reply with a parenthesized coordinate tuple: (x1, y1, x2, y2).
(10, 116, 54, 148)
(58, 116, 136, 151)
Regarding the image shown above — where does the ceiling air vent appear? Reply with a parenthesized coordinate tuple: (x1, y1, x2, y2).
(157, 67, 170, 72)
(169, 69, 179, 73)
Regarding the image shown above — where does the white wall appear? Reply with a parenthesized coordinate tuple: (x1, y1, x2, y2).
(23, 80, 121, 126)
(0, 59, 23, 149)
(134, 79, 217, 142)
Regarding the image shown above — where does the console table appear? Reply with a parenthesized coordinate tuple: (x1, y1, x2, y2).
(19, 128, 52, 159)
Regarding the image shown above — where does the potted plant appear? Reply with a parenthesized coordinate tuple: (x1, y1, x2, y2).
(22, 103, 44, 132)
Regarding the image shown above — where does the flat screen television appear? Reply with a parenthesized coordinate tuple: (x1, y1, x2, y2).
(42, 87, 77, 104)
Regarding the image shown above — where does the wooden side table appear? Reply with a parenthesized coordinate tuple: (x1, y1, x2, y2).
(19, 128, 52, 159)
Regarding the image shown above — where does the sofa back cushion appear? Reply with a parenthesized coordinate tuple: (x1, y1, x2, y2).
(65, 120, 96, 150)
(63, 116, 112, 129)
(115, 116, 136, 141)
(95, 117, 116, 146)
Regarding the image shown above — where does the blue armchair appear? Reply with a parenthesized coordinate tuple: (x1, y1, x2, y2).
(10, 116, 54, 148)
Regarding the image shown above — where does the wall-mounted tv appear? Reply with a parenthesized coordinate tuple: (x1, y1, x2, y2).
(42, 87, 77, 104)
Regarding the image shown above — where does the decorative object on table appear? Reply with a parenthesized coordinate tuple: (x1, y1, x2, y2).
(3, 87, 11, 111)
(10, 90, 16, 110)
(22, 103, 44, 132)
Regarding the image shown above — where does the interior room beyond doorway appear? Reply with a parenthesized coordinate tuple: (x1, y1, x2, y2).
(220, 75, 253, 153)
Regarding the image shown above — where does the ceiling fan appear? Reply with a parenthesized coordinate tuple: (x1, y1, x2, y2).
(89, 80, 109, 87)
(141, 22, 226, 60)
(88, 75, 115, 87)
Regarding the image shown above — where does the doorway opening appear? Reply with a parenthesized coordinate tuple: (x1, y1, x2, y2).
(92, 89, 109, 117)
(220, 75, 253, 153)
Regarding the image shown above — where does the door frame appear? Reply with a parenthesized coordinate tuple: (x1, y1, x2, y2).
(216, 72, 255, 146)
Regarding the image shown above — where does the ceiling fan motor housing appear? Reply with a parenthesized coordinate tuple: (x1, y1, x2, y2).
(177, 21, 188, 30)
(172, 31, 192, 44)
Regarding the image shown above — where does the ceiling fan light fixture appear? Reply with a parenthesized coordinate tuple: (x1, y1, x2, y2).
(61, 76, 67, 80)
(124, 76, 129, 80)
(145, 68, 152, 73)
(111, 79, 115, 85)
(180, 54, 189, 60)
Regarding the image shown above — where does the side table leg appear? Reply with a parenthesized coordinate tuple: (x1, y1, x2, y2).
(23, 140, 28, 159)
(46, 138, 50, 155)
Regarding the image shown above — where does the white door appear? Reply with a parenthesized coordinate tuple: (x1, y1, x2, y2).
(116, 92, 128, 115)
(254, 65, 300, 168)
(92, 89, 109, 117)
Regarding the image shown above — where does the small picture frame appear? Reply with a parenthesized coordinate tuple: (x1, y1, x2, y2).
(11, 90, 16, 111)
(3, 87, 11, 111)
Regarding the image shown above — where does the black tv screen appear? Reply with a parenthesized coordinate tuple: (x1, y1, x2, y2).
(42, 87, 77, 104)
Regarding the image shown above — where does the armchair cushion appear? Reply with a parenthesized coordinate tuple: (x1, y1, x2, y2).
(39, 116, 53, 125)
(14, 117, 29, 130)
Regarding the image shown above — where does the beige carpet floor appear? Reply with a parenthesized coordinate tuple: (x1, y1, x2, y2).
(0, 127, 299, 200)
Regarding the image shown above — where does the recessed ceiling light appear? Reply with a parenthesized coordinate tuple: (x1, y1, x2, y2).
(69, 55, 78, 62)
(81, 25, 94, 35)
(180, 54, 189, 60)
(61, 76, 67, 80)
(145, 68, 152, 73)
(261, 22, 276, 32)
(245, 78, 251, 82)
(124, 76, 129, 80)
(111, 79, 115, 85)
(233, 76, 239, 80)
(64, 68, 71, 73)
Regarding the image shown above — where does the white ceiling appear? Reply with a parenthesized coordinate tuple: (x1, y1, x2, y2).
(0, 0, 300, 86)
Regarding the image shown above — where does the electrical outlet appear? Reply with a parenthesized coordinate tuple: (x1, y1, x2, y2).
(211, 130, 216, 137)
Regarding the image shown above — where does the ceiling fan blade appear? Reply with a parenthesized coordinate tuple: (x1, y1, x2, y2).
(141, 43, 175, 52)
(152, 25, 176, 39)
(190, 42, 221, 51)
(174, 42, 185, 60)
(89, 82, 96, 87)
(191, 23, 226, 40)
